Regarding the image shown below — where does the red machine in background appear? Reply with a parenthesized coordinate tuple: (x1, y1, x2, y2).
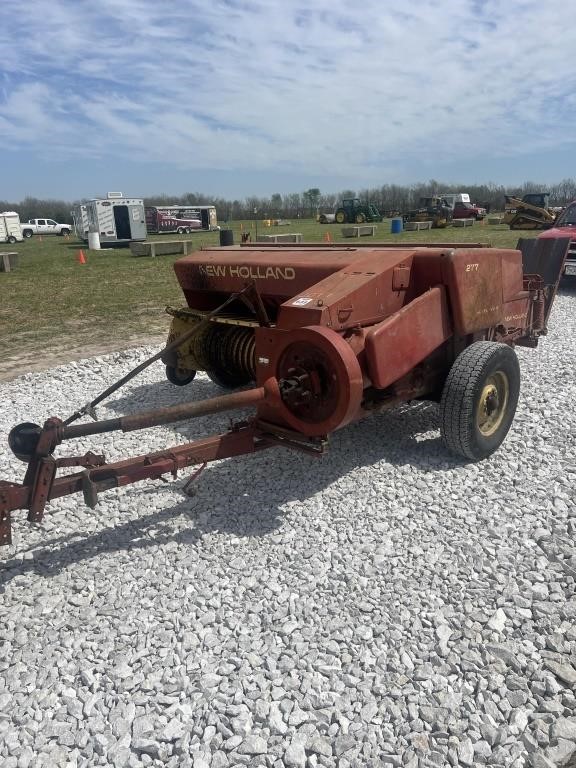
(0, 238, 569, 546)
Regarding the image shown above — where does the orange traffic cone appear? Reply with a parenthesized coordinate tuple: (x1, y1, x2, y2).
(323, 231, 332, 243)
(77, 249, 87, 264)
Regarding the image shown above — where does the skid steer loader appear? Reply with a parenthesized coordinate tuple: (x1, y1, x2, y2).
(503, 193, 557, 230)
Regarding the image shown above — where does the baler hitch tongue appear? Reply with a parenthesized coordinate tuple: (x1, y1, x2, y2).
(0, 381, 279, 547)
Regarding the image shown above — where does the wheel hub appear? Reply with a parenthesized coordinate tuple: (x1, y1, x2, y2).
(476, 372, 509, 437)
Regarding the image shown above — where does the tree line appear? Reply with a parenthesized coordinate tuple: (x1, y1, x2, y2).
(3, 178, 576, 223)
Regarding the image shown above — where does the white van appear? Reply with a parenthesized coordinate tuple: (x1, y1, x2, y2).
(0, 211, 23, 243)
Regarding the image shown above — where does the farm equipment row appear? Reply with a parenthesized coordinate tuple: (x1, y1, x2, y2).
(321, 193, 559, 231)
(0, 238, 569, 546)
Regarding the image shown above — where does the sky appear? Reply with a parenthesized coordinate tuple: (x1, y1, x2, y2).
(1, 0, 575, 202)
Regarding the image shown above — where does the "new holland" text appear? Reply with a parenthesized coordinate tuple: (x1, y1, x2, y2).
(198, 264, 296, 280)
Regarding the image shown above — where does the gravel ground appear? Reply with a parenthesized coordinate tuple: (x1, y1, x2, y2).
(1, 288, 575, 768)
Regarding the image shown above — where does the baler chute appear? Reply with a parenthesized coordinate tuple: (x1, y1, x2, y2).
(0, 239, 569, 546)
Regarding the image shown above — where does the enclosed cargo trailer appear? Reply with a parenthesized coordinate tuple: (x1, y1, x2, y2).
(145, 205, 218, 234)
(84, 194, 147, 245)
(0, 211, 23, 243)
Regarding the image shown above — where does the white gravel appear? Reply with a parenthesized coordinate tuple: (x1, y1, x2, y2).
(1, 288, 575, 768)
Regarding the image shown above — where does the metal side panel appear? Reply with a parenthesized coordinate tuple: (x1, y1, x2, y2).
(517, 237, 570, 286)
(365, 285, 451, 390)
(517, 236, 570, 327)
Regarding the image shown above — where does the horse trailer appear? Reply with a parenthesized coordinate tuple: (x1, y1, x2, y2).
(78, 194, 147, 245)
(145, 205, 218, 234)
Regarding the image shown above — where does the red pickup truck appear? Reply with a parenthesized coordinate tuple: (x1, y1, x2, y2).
(452, 201, 486, 220)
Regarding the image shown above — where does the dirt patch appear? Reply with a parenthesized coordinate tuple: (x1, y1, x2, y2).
(0, 334, 167, 382)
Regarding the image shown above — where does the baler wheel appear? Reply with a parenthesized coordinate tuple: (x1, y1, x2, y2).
(165, 365, 196, 386)
(207, 368, 252, 390)
(439, 342, 520, 461)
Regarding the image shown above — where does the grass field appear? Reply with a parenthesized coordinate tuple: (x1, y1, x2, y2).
(0, 219, 529, 379)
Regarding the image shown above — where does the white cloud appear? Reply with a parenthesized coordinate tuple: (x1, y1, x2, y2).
(0, 0, 575, 185)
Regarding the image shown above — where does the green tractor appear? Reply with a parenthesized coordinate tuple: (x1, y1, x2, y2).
(334, 198, 383, 224)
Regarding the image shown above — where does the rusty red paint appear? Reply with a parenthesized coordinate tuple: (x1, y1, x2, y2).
(0, 426, 268, 517)
(276, 252, 415, 331)
(61, 387, 267, 440)
(440, 250, 506, 334)
(365, 286, 452, 390)
(0, 240, 567, 545)
(267, 326, 364, 436)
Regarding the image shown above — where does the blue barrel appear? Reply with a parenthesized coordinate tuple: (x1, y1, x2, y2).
(390, 217, 403, 234)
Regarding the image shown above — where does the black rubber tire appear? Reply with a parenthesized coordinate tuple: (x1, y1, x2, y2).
(207, 368, 252, 389)
(335, 210, 346, 224)
(8, 235, 17, 244)
(355, 212, 366, 224)
(22, 230, 33, 239)
(165, 365, 196, 386)
(60, 228, 70, 236)
(439, 342, 520, 461)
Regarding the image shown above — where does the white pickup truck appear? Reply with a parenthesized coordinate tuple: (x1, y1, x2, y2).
(20, 218, 72, 238)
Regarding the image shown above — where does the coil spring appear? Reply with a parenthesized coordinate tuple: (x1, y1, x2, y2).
(187, 322, 255, 380)
(533, 292, 545, 330)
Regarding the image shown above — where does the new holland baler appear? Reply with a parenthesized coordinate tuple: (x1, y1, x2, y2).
(0, 239, 569, 546)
